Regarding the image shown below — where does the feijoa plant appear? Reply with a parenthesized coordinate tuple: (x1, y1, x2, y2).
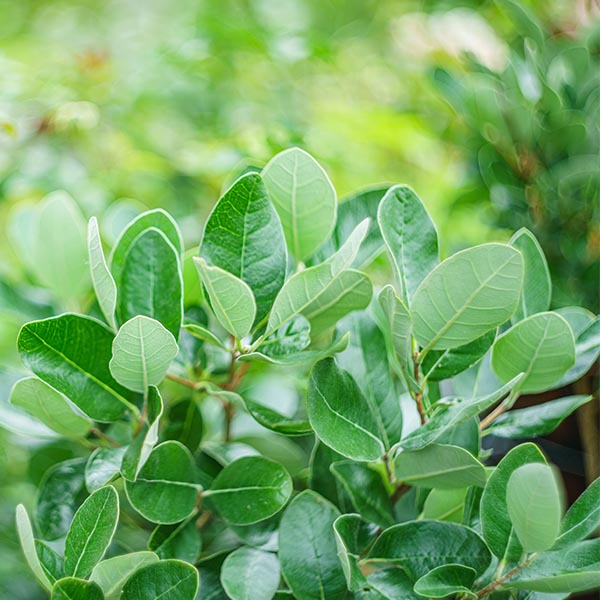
(10, 148, 600, 599)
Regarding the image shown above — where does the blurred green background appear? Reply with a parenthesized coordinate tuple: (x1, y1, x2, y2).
(0, 1, 598, 597)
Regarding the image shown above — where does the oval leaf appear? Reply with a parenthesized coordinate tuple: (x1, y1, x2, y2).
(120, 559, 199, 600)
(220, 546, 280, 600)
(16, 504, 52, 591)
(52, 577, 104, 600)
(90, 552, 159, 600)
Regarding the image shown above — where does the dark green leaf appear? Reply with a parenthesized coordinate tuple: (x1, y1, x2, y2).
(35, 540, 65, 585)
(308, 441, 353, 512)
(414, 564, 477, 599)
(162, 398, 203, 452)
(149, 520, 201, 562)
(354, 567, 415, 599)
(254, 315, 310, 358)
(220, 547, 280, 600)
(85, 447, 127, 493)
(554, 476, 600, 548)
(242, 396, 312, 436)
(90, 552, 159, 599)
(120, 559, 199, 600)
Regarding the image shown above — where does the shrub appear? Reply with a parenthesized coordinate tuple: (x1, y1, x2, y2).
(11, 148, 600, 599)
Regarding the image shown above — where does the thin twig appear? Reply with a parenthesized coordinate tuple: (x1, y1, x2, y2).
(475, 562, 528, 598)
(480, 389, 519, 431)
(166, 372, 202, 390)
(90, 427, 121, 447)
(413, 353, 426, 424)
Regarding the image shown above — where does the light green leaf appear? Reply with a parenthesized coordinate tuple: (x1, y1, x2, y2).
(204, 456, 292, 525)
(220, 547, 280, 600)
(64, 486, 119, 579)
(378, 184, 439, 303)
(52, 577, 104, 600)
(18, 314, 137, 421)
(85, 446, 127, 492)
(10, 377, 92, 439)
(394, 444, 487, 489)
(88, 216, 118, 330)
(16, 504, 52, 591)
(242, 396, 312, 436)
(556, 316, 600, 386)
(125, 441, 200, 524)
(486, 394, 593, 438)
(414, 564, 477, 599)
(110, 209, 183, 285)
(491, 312, 576, 393)
(507, 463, 563, 552)
(120, 559, 199, 600)
(182, 323, 229, 350)
(194, 257, 256, 340)
(279, 491, 347, 600)
(422, 488, 468, 523)
(110, 316, 178, 393)
(307, 357, 385, 462)
(262, 147, 337, 262)
(148, 520, 201, 562)
(554, 476, 600, 548)
(117, 227, 183, 339)
(510, 228, 551, 320)
(91, 552, 159, 599)
(480, 442, 546, 560)
(200, 172, 287, 324)
(412, 243, 523, 352)
(555, 306, 594, 336)
(253, 314, 310, 358)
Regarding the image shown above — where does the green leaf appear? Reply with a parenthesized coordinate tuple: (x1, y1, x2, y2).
(205, 456, 292, 525)
(31, 191, 90, 304)
(148, 520, 201, 562)
(125, 441, 200, 524)
(9, 377, 92, 439)
(309, 441, 353, 512)
(162, 398, 204, 452)
(507, 464, 563, 553)
(556, 316, 600, 386)
(554, 475, 600, 548)
(508, 539, 600, 593)
(110, 209, 183, 286)
(262, 147, 337, 262)
(120, 559, 199, 600)
(307, 357, 385, 462)
(16, 504, 52, 591)
(18, 314, 137, 421)
(37, 458, 87, 540)
(200, 172, 287, 324)
(330, 461, 394, 527)
(117, 227, 183, 339)
(367, 520, 491, 581)
(110, 316, 178, 393)
(220, 547, 280, 600)
(194, 257, 256, 339)
(88, 216, 118, 330)
(90, 552, 159, 599)
(85, 447, 127, 492)
(52, 577, 104, 600)
(265, 220, 369, 335)
(491, 312, 576, 393)
(378, 184, 439, 303)
(242, 396, 312, 436)
(182, 323, 228, 350)
(486, 394, 593, 438)
(36, 540, 65, 585)
(394, 444, 487, 489)
(414, 564, 477, 599)
(412, 243, 523, 352)
(480, 442, 546, 560)
(252, 315, 310, 358)
(279, 490, 346, 600)
(354, 568, 415, 599)
(510, 228, 551, 320)
(64, 485, 119, 579)
(400, 376, 523, 450)
(422, 488, 468, 523)
(335, 310, 402, 448)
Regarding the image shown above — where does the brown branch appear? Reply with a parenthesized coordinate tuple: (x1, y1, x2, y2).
(413, 353, 426, 424)
(165, 372, 201, 390)
(90, 427, 120, 447)
(391, 483, 411, 505)
(475, 562, 529, 598)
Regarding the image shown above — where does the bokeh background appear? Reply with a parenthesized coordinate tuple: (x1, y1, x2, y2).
(0, 1, 598, 597)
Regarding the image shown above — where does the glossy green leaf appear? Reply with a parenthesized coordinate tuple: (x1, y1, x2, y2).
(491, 312, 575, 393)
(262, 147, 337, 262)
(506, 463, 563, 552)
(510, 228, 551, 321)
(110, 209, 183, 286)
(162, 398, 203, 452)
(220, 547, 280, 600)
(556, 316, 600, 386)
(205, 456, 292, 525)
(367, 520, 491, 580)
(16, 504, 52, 591)
(200, 172, 287, 324)
(9, 377, 92, 439)
(120, 559, 199, 600)
(354, 568, 415, 599)
(486, 394, 592, 438)
(307, 357, 385, 462)
(64, 485, 119, 578)
(412, 243, 523, 352)
(480, 443, 546, 560)
(331, 461, 394, 527)
(394, 444, 487, 489)
(52, 577, 104, 600)
(125, 441, 200, 524)
(309, 441, 353, 513)
(414, 564, 477, 599)
(18, 314, 137, 421)
(110, 316, 178, 393)
(117, 227, 183, 339)
(554, 476, 600, 548)
(85, 447, 127, 492)
(279, 491, 346, 600)
(242, 396, 312, 436)
(255, 314, 310, 358)
(194, 257, 256, 339)
(91, 552, 159, 599)
(36, 540, 65, 585)
(149, 520, 201, 562)
(378, 184, 439, 303)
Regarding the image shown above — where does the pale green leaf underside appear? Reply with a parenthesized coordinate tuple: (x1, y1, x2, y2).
(16, 504, 52, 591)
(90, 552, 159, 599)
